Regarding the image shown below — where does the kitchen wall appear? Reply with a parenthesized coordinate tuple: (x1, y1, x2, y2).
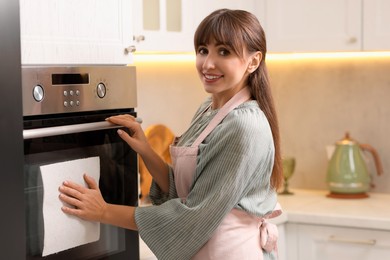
(134, 54, 390, 193)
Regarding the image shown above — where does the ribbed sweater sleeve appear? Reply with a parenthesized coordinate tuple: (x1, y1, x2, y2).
(135, 101, 277, 260)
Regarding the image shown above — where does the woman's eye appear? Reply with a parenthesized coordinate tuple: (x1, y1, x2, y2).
(219, 48, 230, 56)
(197, 47, 208, 55)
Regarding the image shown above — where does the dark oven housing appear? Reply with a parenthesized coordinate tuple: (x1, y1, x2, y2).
(22, 66, 140, 259)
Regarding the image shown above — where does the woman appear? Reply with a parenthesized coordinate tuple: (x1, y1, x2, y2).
(59, 9, 283, 259)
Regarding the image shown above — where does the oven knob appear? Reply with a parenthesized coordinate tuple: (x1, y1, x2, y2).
(33, 85, 44, 102)
(96, 83, 106, 98)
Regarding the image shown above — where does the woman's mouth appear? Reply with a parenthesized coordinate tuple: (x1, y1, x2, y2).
(203, 73, 223, 82)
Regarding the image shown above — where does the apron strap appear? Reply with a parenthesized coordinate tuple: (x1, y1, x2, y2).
(191, 87, 251, 147)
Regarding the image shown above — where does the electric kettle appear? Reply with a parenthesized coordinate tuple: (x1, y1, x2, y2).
(326, 132, 383, 198)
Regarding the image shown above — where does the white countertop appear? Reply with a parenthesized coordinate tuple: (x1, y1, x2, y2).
(270, 189, 390, 231)
(139, 189, 390, 259)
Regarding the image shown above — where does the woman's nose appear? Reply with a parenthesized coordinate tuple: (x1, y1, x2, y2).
(202, 54, 215, 70)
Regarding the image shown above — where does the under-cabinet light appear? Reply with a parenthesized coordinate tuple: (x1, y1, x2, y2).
(133, 51, 390, 63)
(133, 53, 195, 63)
(267, 51, 390, 60)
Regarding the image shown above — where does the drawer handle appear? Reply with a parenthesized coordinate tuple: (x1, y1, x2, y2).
(328, 235, 376, 245)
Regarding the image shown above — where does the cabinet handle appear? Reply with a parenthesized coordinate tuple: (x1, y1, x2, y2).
(328, 235, 376, 245)
(347, 37, 357, 44)
(124, 45, 136, 54)
(133, 35, 145, 43)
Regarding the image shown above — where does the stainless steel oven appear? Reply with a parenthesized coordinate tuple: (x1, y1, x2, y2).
(22, 66, 139, 259)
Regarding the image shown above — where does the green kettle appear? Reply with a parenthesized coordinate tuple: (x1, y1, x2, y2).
(326, 132, 383, 198)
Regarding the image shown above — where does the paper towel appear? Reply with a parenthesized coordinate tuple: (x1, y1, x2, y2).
(40, 157, 100, 257)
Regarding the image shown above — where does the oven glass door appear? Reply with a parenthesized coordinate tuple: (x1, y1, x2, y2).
(24, 115, 139, 260)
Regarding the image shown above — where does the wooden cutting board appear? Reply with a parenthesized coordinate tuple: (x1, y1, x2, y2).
(139, 124, 175, 204)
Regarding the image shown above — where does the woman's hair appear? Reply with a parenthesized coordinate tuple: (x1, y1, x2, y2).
(194, 9, 283, 190)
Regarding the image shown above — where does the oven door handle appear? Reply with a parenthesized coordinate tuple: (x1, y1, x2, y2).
(23, 121, 124, 139)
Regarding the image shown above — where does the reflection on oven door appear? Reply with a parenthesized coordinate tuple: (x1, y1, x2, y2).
(24, 128, 139, 259)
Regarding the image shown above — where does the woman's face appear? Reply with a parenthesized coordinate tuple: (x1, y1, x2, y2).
(195, 39, 256, 106)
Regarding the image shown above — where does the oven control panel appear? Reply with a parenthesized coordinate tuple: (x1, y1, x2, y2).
(22, 66, 137, 116)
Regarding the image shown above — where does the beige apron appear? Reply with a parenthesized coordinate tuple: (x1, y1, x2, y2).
(170, 87, 281, 259)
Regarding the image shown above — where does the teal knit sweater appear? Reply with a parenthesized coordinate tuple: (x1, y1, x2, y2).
(135, 98, 278, 260)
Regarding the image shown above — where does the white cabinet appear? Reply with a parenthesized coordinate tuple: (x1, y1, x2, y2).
(20, 0, 389, 60)
(132, 0, 194, 52)
(20, 0, 134, 65)
(276, 223, 287, 260)
(192, 0, 266, 34)
(132, 0, 390, 53)
(265, 0, 362, 52)
(363, 0, 390, 51)
(132, 0, 266, 53)
(286, 223, 390, 260)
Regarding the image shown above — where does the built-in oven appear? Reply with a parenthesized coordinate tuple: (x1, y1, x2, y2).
(22, 66, 140, 259)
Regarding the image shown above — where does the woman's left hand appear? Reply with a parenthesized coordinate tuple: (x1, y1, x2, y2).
(59, 174, 107, 222)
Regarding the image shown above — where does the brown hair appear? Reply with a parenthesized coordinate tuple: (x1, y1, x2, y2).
(194, 9, 283, 190)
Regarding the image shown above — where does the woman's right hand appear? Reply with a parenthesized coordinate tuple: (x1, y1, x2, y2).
(108, 114, 170, 193)
(106, 114, 149, 155)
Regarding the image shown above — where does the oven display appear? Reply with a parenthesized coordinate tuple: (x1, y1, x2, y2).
(52, 73, 89, 85)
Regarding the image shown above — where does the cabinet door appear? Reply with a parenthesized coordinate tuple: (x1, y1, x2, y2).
(192, 0, 266, 33)
(132, 0, 194, 52)
(132, 0, 265, 53)
(276, 224, 287, 260)
(265, 0, 362, 52)
(293, 224, 390, 260)
(363, 0, 390, 51)
(20, 0, 133, 65)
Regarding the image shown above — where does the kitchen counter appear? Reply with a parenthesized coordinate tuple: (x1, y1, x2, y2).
(140, 189, 390, 259)
(271, 189, 390, 231)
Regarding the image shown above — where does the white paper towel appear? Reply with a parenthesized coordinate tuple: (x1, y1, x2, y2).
(40, 157, 101, 257)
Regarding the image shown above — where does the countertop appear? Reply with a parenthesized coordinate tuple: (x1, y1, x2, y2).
(271, 189, 390, 231)
(140, 189, 390, 259)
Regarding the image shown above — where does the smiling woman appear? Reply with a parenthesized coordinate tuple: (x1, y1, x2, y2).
(193, 8, 282, 190)
(59, 9, 283, 260)
(194, 37, 261, 107)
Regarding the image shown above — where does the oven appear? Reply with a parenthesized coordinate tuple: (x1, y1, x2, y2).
(22, 66, 140, 259)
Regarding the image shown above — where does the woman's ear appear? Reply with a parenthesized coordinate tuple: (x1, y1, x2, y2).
(247, 51, 262, 73)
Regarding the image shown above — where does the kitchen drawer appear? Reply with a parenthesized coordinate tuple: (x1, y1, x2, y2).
(286, 223, 390, 260)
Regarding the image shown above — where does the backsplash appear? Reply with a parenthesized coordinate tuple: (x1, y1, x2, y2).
(134, 55, 390, 193)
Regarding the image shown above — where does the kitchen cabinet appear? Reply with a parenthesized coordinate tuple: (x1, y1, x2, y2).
(275, 223, 287, 260)
(265, 0, 362, 52)
(286, 223, 390, 260)
(20, 0, 134, 65)
(192, 0, 266, 35)
(132, 0, 194, 52)
(275, 189, 390, 260)
(132, 0, 266, 53)
(363, 0, 390, 51)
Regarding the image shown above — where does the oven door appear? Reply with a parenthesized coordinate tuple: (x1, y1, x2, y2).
(24, 112, 139, 260)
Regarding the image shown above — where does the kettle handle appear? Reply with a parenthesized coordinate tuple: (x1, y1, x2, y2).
(359, 143, 384, 176)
